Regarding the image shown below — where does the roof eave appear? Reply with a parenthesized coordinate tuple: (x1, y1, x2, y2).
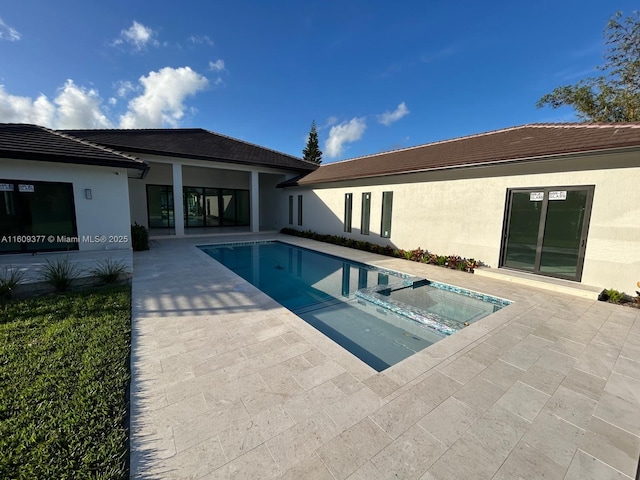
(0, 150, 149, 172)
(99, 145, 317, 172)
(291, 144, 640, 187)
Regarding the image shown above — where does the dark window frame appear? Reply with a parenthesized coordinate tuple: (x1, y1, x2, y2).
(146, 184, 175, 229)
(344, 193, 353, 233)
(380, 191, 393, 238)
(288, 195, 294, 225)
(361, 192, 371, 235)
(499, 185, 595, 282)
(146, 184, 250, 229)
(0, 178, 78, 254)
(297, 195, 303, 226)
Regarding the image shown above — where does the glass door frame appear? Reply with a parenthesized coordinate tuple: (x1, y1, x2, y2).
(0, 179, 78, 254)
(499, 185, 595, 282)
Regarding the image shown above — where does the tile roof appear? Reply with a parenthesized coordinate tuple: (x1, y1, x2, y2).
(63, 128, 318, 173)
(0, 123, 148, 175)
(285, 123, 640, 186)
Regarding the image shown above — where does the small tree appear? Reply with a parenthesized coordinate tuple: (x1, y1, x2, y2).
(302, 120, 322, 164)
(537, 11, 640, 122)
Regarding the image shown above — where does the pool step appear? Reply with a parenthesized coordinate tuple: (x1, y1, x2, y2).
(354, 287, 458, 336)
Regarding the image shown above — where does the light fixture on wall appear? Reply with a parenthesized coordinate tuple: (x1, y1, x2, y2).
(85, 188, 92, 200)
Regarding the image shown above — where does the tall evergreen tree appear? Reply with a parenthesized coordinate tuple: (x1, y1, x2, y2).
(537, 11, 640, 122)
(302, 120, 322, 164)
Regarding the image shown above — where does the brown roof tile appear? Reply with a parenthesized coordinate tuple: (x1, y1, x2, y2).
(0, 124, 148, 175)
(63, 128, 318, 173)
(288, 123, 640, 186)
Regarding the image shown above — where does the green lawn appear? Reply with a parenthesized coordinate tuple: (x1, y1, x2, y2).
(0, 285, 131, 480)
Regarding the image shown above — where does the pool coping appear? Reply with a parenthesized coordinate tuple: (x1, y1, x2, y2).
(130, 232, 640, 480)
(199, 239, 511, 351)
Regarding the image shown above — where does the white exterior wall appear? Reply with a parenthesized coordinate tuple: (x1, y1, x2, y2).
(290, 151, 640, 293)
(2, 158, 132, 251)
(127, 160, 250, 228)
(127, 156, 293, 230)
(259, 173, 290, 230)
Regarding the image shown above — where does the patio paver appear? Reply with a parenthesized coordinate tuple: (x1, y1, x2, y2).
(129, 233, 640, 479)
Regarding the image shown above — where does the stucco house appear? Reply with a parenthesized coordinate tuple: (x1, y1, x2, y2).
(1, 122, 639, 294)
(0, 124, 147, 256)
(0, 123, 316, 282)
(63, 128, 318, 235)
(279, 123, 640, 294)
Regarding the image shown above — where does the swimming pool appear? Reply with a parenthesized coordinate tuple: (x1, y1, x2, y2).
(199, 241, 510, 371)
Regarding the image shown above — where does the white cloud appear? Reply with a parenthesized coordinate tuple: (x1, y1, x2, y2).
(377, 102, 409, 126)
(0, 81, 110, 128)
(114, 21, 158, 51)
(0, 17, 20, 41)
(114, 80, 136, 98)
(54, 80, 112, 128)
(324, 117, 367, 158)
(0, 66, 208, 129)
(319, 116, 338, 130)
(0, 86, 54, 125)
(209, 59, 225, 72)
(119, 66, 209, 128)
(190, 35, 214, 46)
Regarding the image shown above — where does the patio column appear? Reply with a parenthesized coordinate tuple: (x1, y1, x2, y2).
(172, 163, 185, 236)
(250, 170, 259, 233)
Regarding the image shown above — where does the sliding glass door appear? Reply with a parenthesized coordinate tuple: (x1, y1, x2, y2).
(147, 185, 174, 228)
(0, 180, 77, 254)
(501, 186, 594, 281)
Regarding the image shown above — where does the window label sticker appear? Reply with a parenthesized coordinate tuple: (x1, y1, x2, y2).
(529, 192, 544, 201)
(549, 191, 567, 200)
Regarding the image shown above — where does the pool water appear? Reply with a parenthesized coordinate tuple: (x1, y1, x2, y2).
(199, 241, 510, 371)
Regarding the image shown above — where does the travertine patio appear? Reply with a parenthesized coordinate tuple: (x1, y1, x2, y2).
(129, 233, 640, 479)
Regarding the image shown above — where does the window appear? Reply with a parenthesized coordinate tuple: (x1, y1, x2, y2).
(380, 191, 393, 238)
(147, 185, 174, 228)
(500, 185, 594, 281)
(297, 195, 303, 226)
(0, 179, 77, 254)
(288, 195, 293, 225)
(361, 192, 371, 235)
(344, 193, 353, 232)
(148, 185, 249, 228)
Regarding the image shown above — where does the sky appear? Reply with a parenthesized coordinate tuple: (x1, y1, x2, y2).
(0, 1, 637, 162)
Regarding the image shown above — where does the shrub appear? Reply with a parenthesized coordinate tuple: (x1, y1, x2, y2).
(0, 267, 25, 301)
(466, 258, 480, 273)
(606, 289, 625, 303)
(279, 228, 483, 274)
(131, 223, 149, 251)
(410, 248, 425, 262)
(40, 257, 81, 292)
(90, 258, 129, 284)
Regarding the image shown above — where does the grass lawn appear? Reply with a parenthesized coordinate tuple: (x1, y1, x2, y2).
(0, 285, 131, 480)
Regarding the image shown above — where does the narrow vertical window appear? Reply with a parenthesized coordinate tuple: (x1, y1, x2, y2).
(344, 193, 352, 232)
(297, 195, 303, 226)
(380, 191, 393, 238)
(361, 192, 371, 235)
(288, 195, 293, 225)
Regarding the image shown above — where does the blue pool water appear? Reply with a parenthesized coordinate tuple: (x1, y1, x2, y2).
(199, 241, 510, 371)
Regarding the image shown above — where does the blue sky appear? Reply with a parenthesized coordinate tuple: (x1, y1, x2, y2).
(0, 1, 636, 162)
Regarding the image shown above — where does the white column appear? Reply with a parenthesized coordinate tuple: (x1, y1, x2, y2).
(172, 163, 185, 236)
(250, 170, 260, 233)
